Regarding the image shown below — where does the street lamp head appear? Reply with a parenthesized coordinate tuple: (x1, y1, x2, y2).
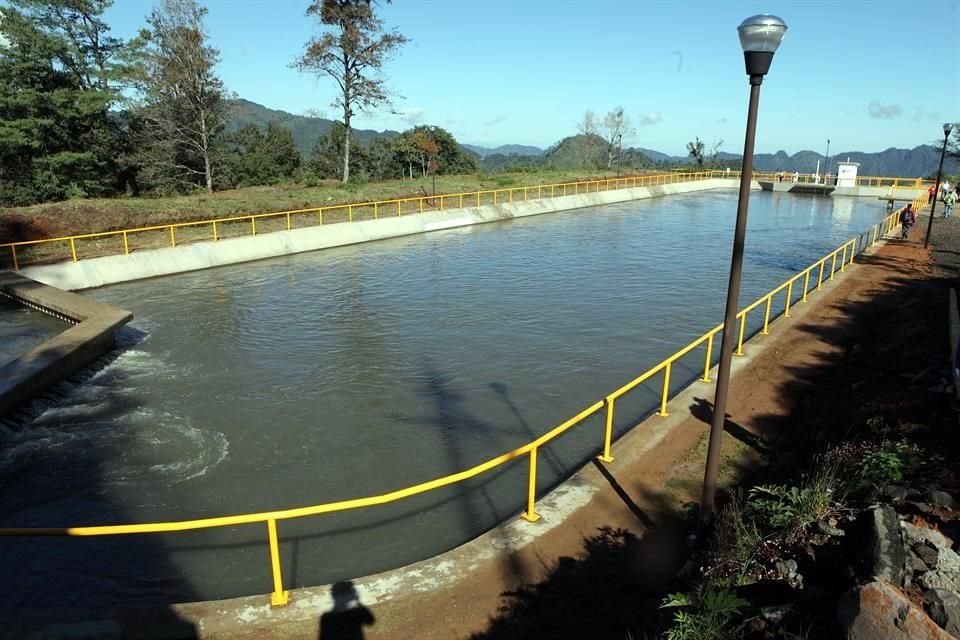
(945, 122, 955, 136)
(737, 14, 787, 81)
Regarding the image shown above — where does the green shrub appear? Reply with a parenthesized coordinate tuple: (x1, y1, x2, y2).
(660, 585, 749, 640)
(710, 492, 763, 584)
(747, 459, 844, 534)
(857, 440, 921, 485)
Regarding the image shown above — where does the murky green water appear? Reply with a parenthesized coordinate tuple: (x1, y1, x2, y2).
(0, 190, 888, 607)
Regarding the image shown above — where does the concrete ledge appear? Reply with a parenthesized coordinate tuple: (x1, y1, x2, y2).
(20, 179, 743, 291)
(0, 272, 133, 418)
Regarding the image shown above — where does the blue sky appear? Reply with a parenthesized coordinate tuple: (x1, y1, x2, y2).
(104, 0, 959, 155)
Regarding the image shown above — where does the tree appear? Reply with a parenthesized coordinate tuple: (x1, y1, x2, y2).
(576, 111, 598, 136)
(308, 120, 366, 180)
(138, 0, 227, 193)
(0, 0, 135, 204)
(223, 123, 301, 187)
(602, 107, 634, 169)
(391, 125, 476, 178)
(365, 136, 397, 180)
(295, 0, 408, 184)
(687, 137, 705, 167)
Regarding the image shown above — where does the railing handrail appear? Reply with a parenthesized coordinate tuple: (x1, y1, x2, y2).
(0, 184, 926, 608)
(0, 171, 931, 265)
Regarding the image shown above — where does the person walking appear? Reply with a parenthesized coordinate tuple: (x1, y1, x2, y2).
(900, 203, 917, 239)
(944, 189, 956, 218)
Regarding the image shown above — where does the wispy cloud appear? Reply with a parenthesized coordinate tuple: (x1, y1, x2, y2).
(913, 108, 941, 122)
(483, 114, 507, 126)
(396, 107, 425, 125)
(868, 100, 903, 120)
(638, 112, 663, 126)
(715, 117, 728, 125)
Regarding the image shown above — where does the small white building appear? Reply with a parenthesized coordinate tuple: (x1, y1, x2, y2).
(837, 160, 860, 188)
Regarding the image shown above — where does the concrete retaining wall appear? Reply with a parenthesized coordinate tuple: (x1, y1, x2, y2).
(0, 272, 132, 419)
(20, 178, 743, 291)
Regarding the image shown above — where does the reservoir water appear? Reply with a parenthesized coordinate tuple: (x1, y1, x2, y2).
(0, 190, 887, 608)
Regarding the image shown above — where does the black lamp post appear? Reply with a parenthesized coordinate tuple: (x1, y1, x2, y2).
(824, 138, 831, 184)
(923, 122, 955, 249)
(699, 14, 787, 526)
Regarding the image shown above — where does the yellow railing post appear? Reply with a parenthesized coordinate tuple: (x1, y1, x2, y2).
(440, 196, 444, 211)
(267, 519, 289, 607)
(802, 270, 810, 303)
(319, 209, 324, 225)
(785, 281, 794, 317)
(374, 203, 378, 219)
(169, 227, 176, 248)
(702, 334, 714, 382)
(817, 261, 825, 290)
(123, 231, 129, 255)
(657, 363, 671, 416)
(476, 193, 480, 207)
(538, 186, 542, 199)
(213, 221, 218, 241)
(840, 244, 847, 272)
(598, 397, 615, 463)
(10, 246, 18, 270)
(509, 190, 513, 203)
(849, 240, 857, 266)
(829, 252, 837, 280)
(735, 313, 746, 356)
(494, 191, 498, 205)
(398, 201, 402, 217)
(251, 217, 257, 236)
(762, 296, 772, 334)
(420, 199, 424, 214)
(522, 448, 541, 522)
(348, 206, 353, 222)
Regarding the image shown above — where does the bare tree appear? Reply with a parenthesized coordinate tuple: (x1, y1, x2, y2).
(295, 0, 408, 183)
(576, 110, 598, 137)
(139, 0, 226, 193)
(602, 107, 634, 169)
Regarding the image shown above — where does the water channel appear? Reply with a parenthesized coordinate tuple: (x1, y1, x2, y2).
(0, 189, 887, 608)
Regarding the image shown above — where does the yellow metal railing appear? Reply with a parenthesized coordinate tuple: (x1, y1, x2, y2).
(0, 199, 914, 607)
(0, 171, 931, 271)
(1, 171, 720, 270)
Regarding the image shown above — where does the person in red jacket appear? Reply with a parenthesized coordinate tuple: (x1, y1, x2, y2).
(929, 184, 937, 205)
(900, 204, 916, 239)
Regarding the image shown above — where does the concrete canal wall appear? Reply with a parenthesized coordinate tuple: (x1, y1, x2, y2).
(19, 178, 746, 291)
(0, 272, 132, 419)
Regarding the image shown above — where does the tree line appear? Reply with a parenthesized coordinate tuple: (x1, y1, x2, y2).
(0, 0, 481, 207)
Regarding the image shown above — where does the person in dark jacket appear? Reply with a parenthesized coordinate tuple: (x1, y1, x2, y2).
(900, 204, 916, 239)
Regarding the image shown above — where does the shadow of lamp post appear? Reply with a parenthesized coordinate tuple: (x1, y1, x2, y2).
(923, 122, 955, 249)
(699, 14, 788, 527)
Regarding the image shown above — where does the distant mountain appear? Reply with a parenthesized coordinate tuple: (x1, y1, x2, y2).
(227, 100, 955, 178)
(226, 99, 400, 155)
(462, 143, 544, 158)
(749, 146, 958, 177)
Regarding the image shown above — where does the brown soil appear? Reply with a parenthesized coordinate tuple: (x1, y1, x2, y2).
(248, 208, 952, 640)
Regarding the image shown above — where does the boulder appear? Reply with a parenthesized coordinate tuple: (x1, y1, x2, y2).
(903, 521, 956, 551)
(838, 580, 955, 639)
(862, 506, 907, 586)
(928, 490, 957, 510)
(925, 589, 960, 638)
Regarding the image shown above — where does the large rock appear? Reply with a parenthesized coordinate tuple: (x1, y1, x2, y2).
(903, 521, 956, 550)
(926, 589, 960, 638)
(862, 506, 907, 586)
(838, 580, 955, 639)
